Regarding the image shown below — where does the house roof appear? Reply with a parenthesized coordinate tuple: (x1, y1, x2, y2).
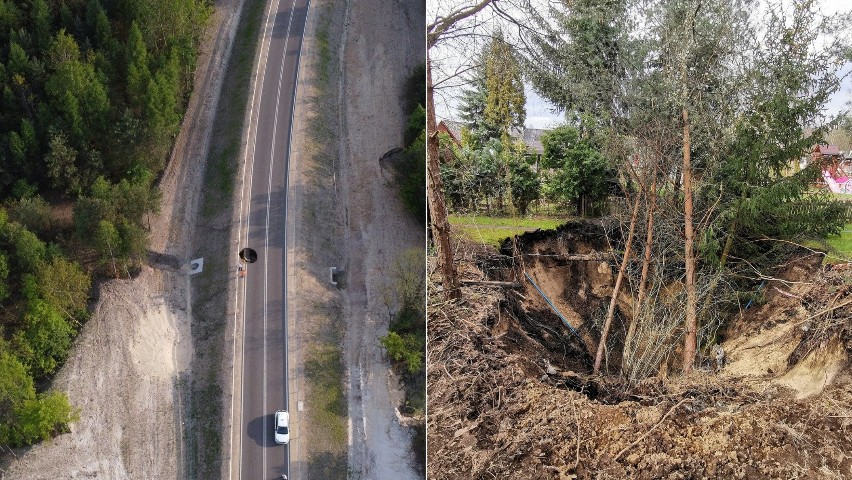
(439, 120, 549, 155)
(814, 144, 842, 156)
(437, 120, 464, 143)
(522, 128, 546, 155)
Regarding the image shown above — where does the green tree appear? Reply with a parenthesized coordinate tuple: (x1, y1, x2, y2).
(146, 48, 181, 137)
(46, 29, 80, 70)
(7, 41, 30, 80)
(116, 219, 147, 265)
(458, 72, 498, 147)
(0, 347, 34, 443)
(2, 222, 47, 273)
(398, 106, 427, 224)
(14, 299, 74, 378)
(94, 219, 120, 275)
(0, 344, 77, 447)
(380, 332, 423, 374)
(45, 130, 80, 195)
(86, 0, 113, 49)
(7, 130, 25, 166)
(29, 0, 51, 52)
(483, 31, 525, 139)
(13, 391, 76, 445)
(35, 257, 91, 321)
(0, 252, 9, 302)
(8, 194, 51, 236)
(541, 126, 611, 216)
(126, 21, 151, 111)
(509, 159, 540, 215)
(525, 0, 633, 132)
(45, 36, 110, 145)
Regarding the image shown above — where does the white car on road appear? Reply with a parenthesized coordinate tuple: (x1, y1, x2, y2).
(274, 410, 290, 444)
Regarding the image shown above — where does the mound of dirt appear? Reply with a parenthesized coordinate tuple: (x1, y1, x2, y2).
(723, 257, 852, 399)
(428, 228, 852, 479)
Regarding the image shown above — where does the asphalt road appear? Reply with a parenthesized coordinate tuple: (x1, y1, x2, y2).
(233, 0, 308, 477)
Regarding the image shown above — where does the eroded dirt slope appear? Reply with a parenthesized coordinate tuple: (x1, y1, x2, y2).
(428, 226, 852, 479)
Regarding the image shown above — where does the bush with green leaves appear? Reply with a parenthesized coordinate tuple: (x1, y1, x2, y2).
(398, 120, 427, 224)
(0, 214, 89, 446)
(0, 346, 77, 447)
(74, 172, 160, 275)
(396, 67, 427, 224)
(379, 249, 426, 404)
(509, 159, 540, 215)
(541, 125, 613, 216)
(380, 331, 422, 374)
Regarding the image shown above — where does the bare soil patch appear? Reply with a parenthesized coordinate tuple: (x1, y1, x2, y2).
(337, 0, 425, 477)
(428, 224, 852, 479)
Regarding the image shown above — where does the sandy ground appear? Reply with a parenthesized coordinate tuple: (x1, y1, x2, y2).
(1, 0, 244, 476)
(337, 0, 425, 478)
(1, 271, 187, 480)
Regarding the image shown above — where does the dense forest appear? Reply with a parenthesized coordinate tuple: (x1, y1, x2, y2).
(0, 0, 209, 446)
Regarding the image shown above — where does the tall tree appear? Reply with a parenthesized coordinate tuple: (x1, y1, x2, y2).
(426, 57, 460, 298)
(427, 0, 503, 299)
(541, 125, 611, 216)
(127, 21, 151, 112)
(525, 0, 632, 132)
(509, 158, 539, 215)
(457, 69, 497, 147)
(483, 30, 525, 139)
(648, 0, 750, 373)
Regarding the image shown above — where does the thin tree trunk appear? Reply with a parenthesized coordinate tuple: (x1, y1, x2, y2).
(682, 105, 698, 374)
(623, 173, 657, 365)
(426, 58, 460, 299)
(594, 189, 642, 374)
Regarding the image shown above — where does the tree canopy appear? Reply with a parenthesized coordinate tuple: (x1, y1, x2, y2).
(0, 0, 209, 448)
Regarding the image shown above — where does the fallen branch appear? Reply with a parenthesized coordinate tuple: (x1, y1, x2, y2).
(803, 297, 852, 323)
(523, 253, 610, 261)
(614, 397, 689, 462)
(459, 279, 522, 288)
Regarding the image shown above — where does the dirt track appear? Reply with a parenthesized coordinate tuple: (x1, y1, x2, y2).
(337, 0, 425, 478)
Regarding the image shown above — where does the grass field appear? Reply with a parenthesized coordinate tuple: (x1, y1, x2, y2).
(448, 214, 566, 247)
(825, 223, 852, 262)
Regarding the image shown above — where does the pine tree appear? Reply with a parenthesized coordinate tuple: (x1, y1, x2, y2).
(525, 0, 632, 132)
(483, 31, 525, 139)
(126, 21, 151, 111)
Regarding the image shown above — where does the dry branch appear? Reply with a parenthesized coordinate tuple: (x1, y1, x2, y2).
(459, 279, 522, 288)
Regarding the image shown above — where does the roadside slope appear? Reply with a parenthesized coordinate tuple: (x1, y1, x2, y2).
(339, 0, 426, 478)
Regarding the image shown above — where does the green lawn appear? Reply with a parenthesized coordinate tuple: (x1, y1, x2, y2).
(825, 223, 852, 262)
(448, 214, 566, 247)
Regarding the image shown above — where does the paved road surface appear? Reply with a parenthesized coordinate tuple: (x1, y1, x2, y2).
(232, 0, 308, 477)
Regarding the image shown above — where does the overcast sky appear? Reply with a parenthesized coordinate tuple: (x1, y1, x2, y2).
(431, 0, 852, 129)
